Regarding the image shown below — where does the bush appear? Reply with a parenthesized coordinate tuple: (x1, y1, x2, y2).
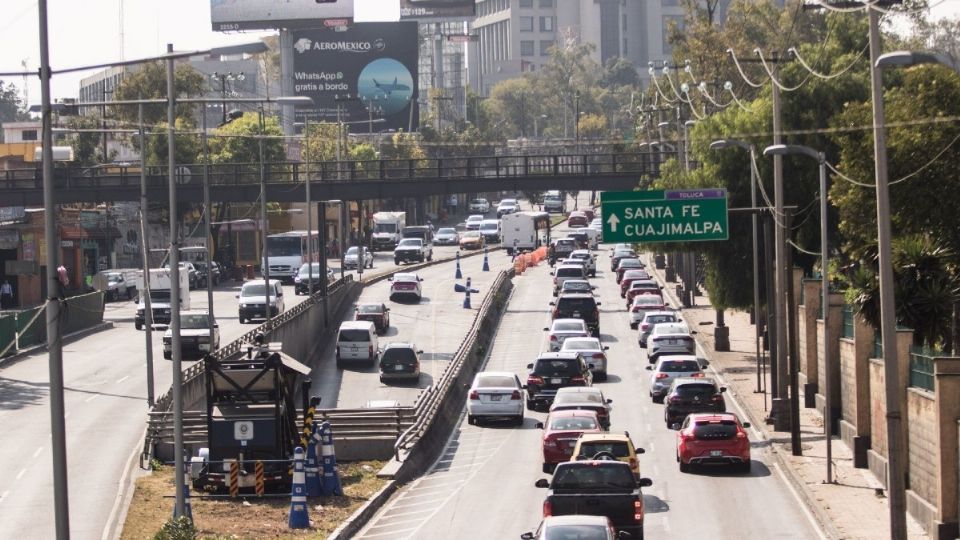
(154, 516, 196, 540)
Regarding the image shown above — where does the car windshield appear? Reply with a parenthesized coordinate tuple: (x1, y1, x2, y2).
(470, 199, 486, 205)
(381, 347, 416, 363)
(180, 314, 209, 329)
(578, 442, 630, 459)
(623, 271, 647, 279)
(552, 465, 635, 490)
(563, 282, 591, 291)
(149, 290, 170, 302)
(562, 340, 599, 351)
(241, 284, 275, 297)
(398, 239, 421, 247)
(674, 383, 717, 398)
(647, 315, 676, 324)
(437, 228, 456, 235)
(374, 223, 396, 233)
(357, 304, 383, 314)
(549, 417, 598, 431)
(346, 247, 361, 255)
(476, 375, 516, 388)
(613, 250, 634, 257)
(339, 329, 370, 342)
(266, 237, 301, 257)
(555, 391, 602, 404)
(298, 263, 321, 275)
(557, 298, 596, 312)
(554, 321, 585, 332)
(619, 260, 641, 268)
(658, 360, 701, 373)
(694, 421, 738, 440)
(634, 296, 663, 306)
(462, 231, 481, 238)
(394, 275, 418, 283)
(534, 359, 580, 376)
(467, 216, 483, 222)
(106, 273, 123, 282)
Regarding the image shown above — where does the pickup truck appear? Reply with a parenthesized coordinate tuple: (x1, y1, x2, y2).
(535, 460, 652, 539)
(394, 238, 432, 265)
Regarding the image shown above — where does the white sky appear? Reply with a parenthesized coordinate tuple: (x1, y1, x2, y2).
(0, 0, 957, 107)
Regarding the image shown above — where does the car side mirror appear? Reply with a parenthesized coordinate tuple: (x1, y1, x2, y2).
(419, 277, 424, 282)
(645, 366, 653, 371)
(535, 479, 550, 488)
(618, 531, 633, 539)
(605, 398, 612, 404)
(549, 271, 554, 276)
(543, 327, 549, 332)
(636, 447, 645, 454)
(720, 387, 727, 393)
(521, 384, 528, 389)
(701, 360, 710, 367)
(603, 346, 609, 351)
(596, 302, 602, 306)
(535, 422, 544, 429)
(526, 363, 533, 369)
(638, 477, 653, 488)
(548, 302, 555, 306)
(417, 350, 424, 354)
(690, 330, 697, 335)
(387, 277, 393, 281)
(235, 294, 240, 298)
(670, 423, 681, 430)
(521, 534, 535, 540)
(588, 363, 595, 370)
(213, 323, 220, 328)
(742, 422, 751, 429)
(385, 308, 390, 312)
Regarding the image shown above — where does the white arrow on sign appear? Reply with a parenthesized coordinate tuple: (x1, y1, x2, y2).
(607, 213, 620, 232)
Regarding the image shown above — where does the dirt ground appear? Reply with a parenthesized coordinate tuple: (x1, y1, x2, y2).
(121, 461, 386, 540)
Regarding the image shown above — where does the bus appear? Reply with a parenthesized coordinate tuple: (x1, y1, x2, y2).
(501, 211, 552, 255)
(263, 231, 321, 281)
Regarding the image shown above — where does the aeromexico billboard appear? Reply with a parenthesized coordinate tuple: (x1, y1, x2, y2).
(292, 23, 419, 132)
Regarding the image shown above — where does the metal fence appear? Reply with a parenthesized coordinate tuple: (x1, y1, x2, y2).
(908, 344, 937, 392)
(0, 291, 104, 358)
(841, 304, 854, 339)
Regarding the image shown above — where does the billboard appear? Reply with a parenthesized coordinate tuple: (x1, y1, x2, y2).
(210, 0, 355, 31)
(292, 23, 419, 132)
(400, 0, 476, 20)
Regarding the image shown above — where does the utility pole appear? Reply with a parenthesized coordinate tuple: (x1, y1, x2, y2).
(202, 111, 215, 343)
(770, 52, 789, 416)
(138, 103, 155, 407)
(258, 108, 272, 331)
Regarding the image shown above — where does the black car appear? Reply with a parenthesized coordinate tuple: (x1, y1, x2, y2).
(664, 377, 727, 428)
(550, 293, 601, 337)
(193, 261, 221, 288)
(379, 342, 422, 383)
(525, 352, 593, 410)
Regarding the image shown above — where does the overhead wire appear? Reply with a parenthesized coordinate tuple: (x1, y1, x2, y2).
(788, 44, 869, 80)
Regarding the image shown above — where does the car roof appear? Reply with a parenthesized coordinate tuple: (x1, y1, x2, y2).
(475, 370, 516, 379)
(340, 320, 375, 330)
(467, 214, 484, 220)
(656, 354, 698, 363)
(537, 351, 582, 360)
(653, 323, 690, 333)
(571, 249, 591, 256)
(577, 432, 632, 443)
(547, 408, 600, 419)
(556, 386, 602, 395)
(437, 228, 456, 233)
(556, 293, 594, 299)
(393, 273, 419, 280)
(628, 280, 657, 288)
(562, 337, 601, 346)
(562, 279, 590, 286)
(383, 342, 415, 349)
(555, 264, 583, 270)
(687, 413, 739, 423)
(632, 295, 666, 305)
(357, 302, 384, 308)
(553, 318, 587, 326)
(673, 376, 717, 386)
(643, 311, 676, 318)
(543, 514, 611, 527)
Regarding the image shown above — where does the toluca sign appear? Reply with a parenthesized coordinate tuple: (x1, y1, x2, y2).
(600, 189, 729, 243)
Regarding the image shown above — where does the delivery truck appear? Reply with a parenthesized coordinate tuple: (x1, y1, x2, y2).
(135, 268, 190, 330)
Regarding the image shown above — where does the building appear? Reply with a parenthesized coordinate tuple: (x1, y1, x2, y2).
(419, 21, 470, 126)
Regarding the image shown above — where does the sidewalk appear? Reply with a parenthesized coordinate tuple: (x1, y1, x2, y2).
(643, 253, 928, 540)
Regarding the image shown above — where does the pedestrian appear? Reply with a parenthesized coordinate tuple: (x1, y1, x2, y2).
(0, 279, 12, 309)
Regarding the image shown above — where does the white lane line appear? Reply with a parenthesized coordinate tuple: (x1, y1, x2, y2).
(389, 498, 445, 511)
(0, 490, 8, 504)
(15, 468, 26, 480)
(365, 516, 431, 529)
(85, 393, 100, 403)
(772, 463, 829, 540)
(380, 507, 435, 518)
(32, 447, 42, 459)
(407, 480, 464, 492)
(395, 490, 447, 503)
(115, 375, 129, 384)
(358, 527, 419, 539)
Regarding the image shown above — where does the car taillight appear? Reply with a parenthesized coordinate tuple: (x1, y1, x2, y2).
(641, 323, 650, 331)
(655, 373, 669, 379)
(511, 390, 522, 400)
(712, 394, 724, 402)
(543, 500, 553, 517)
(592, 353, 604, 360)
(690, 372, 704, 378)
(369, 345, 374, 357)
(469, 390, 479, 400)
(593, 309, 599, 319)
(737, 431, 748, 440)
(335, 346, 340, 358)
(570, 375, 586, 385)
(629, 457, 637, 470)
(549, 335, 557, 341)
(552, 309, 559, 318)
(652, 338, 662, 343)
(528, 375, 544, 385)
(668, 395, 681, 403)
(634, 499, 644, 522)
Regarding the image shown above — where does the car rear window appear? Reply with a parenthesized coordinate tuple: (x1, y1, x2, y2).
(556, 267, 584, 278)
(553, 464, 635, 489)
(675, 383, 717, 398)
(562, 340, 597, 351)
(634, 296, 663, 306)
(647, 315, 676, 324)
(578, 441, 630, 458)
(659, 360, 701, 373)
(534, 359, 580, 376)
(694, 421, 738, 440)
(557, 298, 597, 311)
(549, 416, 598, 431)
(338, 329, 371, 342)
(381, 348, 416, 363)
(555, 321, 585, 332)
(555, 391, 603, 404)
(477, 375, 515, 388)
(357, 305, 382, 314)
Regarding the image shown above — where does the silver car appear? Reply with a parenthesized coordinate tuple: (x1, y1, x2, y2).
(647, 355, 704, 402)
(560, 337, 609, 381)
(434, 227, 459, 245)
(467, 371, 525, 425)
(638, 311, 680, 347)
(629, 294, 671, 328)
(568, 249, 596, 277)
(544, 319, 590, 351)
(559, 279, 595, 296)
(648, 322, 697, 362)
(343, 246, 373, 269)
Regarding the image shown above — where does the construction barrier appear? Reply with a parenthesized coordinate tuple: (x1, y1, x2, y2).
(288, 447, 310, 529)
(255, 461, 265, 497)
(229, 460, 239, 498)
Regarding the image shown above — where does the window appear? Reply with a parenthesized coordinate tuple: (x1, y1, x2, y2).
(520, 40, 535, 56)
(21, 130, 37, 141)
(540, 40, 554, 56)
(539, 0, 553, 6)
(519, 0, 533, 6)
(520, 16, 534, 32)
(540, 16, 554, 32)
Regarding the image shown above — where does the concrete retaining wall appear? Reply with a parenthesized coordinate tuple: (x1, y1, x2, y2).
(907, 387, 937, 505)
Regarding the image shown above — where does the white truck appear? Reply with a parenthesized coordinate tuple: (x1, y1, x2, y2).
(92, 268, 139, 302)
(370, 211, 406, 252)
(502, 211, 551, 255)
(135, 268, 190, 330)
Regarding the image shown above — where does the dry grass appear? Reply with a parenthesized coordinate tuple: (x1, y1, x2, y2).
(121, 461, 386, 540)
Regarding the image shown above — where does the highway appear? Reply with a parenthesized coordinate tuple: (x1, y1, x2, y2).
(355, 227, 825, 539)
(0, 234, 481, 540)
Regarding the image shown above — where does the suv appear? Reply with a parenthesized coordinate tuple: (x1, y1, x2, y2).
(568, 250, 596, 277)
(552, 264, 586, 296)
(237, 279, 285, 323)
(551, 238, 578, 260)
(525, 352, 593, 410)
(394, 238, 432, 264)
(543, 191, 566, 213)
(378, 342, 422, 383)
(550, 293, 601, 338)
(163, 310, 219, 359)
(646, 355, 704, 402)
(496, 198, 518, 218)
(469, 198, 490, 214)
(648, 322, 696, 361)
(664, 377, 727, 428)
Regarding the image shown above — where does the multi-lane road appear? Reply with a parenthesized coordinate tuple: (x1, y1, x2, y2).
(355, 226, 825, 539)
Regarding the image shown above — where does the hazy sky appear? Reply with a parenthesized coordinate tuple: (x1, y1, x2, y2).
(0, 0, 957, 107)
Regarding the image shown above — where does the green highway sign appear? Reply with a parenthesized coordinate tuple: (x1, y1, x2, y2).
(600, 189, 729, 243)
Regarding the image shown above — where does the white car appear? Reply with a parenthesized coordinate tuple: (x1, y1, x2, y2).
(559, 279, 595, 296)
(344, 246, 374, 269)
(638, 310, 681, 347)
(560, 336, 610, 381)
(163, 310, 219, 359)
(568, 249, 596, 277)
(544, 318, 590, 351)
(648, 322, 697, 362)
(497, 199, 518, 217)
(237, 279, 285, 324)
(468, 199, 490, 214)
(467, 371, 525, 425)
(647, 355, 704, 402)
(629, 294, 671, 328)
(465, 214, 485, 230)
(434, 227, 459, 246)
(388, 272, 423, 302)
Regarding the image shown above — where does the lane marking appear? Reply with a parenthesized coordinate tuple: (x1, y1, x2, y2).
(85, 393, 100, 403)
(358, 527, 419, 539)
(0, 490, 8, 504)
(365, 516, 431, 529)
(380, 507, 436, 518)
(32, 447, 42, 459)
(15, 469, 26, 480)
(115, 375, 129, 384)
(395, 491, 447, 502)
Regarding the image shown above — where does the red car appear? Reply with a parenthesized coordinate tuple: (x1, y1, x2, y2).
(567, 211, 589, 228)
(536, 409, 603, 473)
(676, 413, 752, 473)
(625, 282, 662, 306)
(581, 208, 595, 222)
(615, 259, 644, 283)
(355, 302, 390, 334)
(619, 270, 652, 297)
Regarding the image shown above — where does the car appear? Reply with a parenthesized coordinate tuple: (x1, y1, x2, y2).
(571, 432, 645, 478)
(394, 238, 432, 264)
(625, 281, 663, 307)
(336, 320, 379, 368)
(525, 351, 593, 410)
(558, 279, 595, 296)
(629, 295, 671, 330)
(568, 249, 596, 277)
(550, 293, 601, 338)
(558, 257, 590, 278)
(565, 230, 591, 250)
(164, 261, 198, 290)
(521, 515, 621, 540)
(567, 211, 589, 228)
(543, 191, 566, 213)
(638, 311, 680, 347)
(434, 227, 459, 246)
(619, 270, 653, 297)
(648, 322, 697, 361)
(388, 273, 423, 302)
(544, 319, 590, 352)
(552, 264, 587, 296)
(677, 413, 752, 473)
(615, 259, 644, 283)
(497, 198, 518, 217)
(355, 302, 390, 334)
(192, 261, 220, 287)
(162, 310, 219, 359)
(551, 238, 578, 261)
(343, 246, 374, 269)
(647, 355, 704, 402)
(610, 249, 637, 272)
(465, 214, 485, 230)
(467, 371, 525, 425)
(664, 377, 727, 428)
(378, 342, 422, 383)
(581, 208, 596, 222)
(590, 217, 603, 229)
(468, 198, 490, 214)
(237, 279, 285, 324)
(479, 219, 502, 243)
(294, 262, 335, 295)
(536, 409, 604, 473)
(548, 386, 613, 430)
(459, 230, 485, 250)
(560, 336, 610, 381)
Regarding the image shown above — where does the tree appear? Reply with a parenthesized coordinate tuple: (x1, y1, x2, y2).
(111, 62, 206, 126)
(485, 77, 536, 139)
(66, 115, 110, 166)
(142, 118, 201, 167)
(577, 114, 607, 140)
(0, 81, 28, 141)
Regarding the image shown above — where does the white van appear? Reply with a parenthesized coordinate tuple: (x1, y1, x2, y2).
(479, 219, 502, 243)
(336, 320, 379, 368)
(237, 279, 285, 324)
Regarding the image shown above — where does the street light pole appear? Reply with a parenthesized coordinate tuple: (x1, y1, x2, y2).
(38, 1, 70, 536)
(139, 103, 156, 407)
(258, 107, 272, 331)
(202, 110, 215, 342)
(304, 120, 315, 296)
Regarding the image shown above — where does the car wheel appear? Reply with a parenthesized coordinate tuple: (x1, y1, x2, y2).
(163, 351, 172, 360)
(629, 322, 638, 330)
(336, 358, 343, 369)
(238, 317, 245, 324)
(738, 461, 751, 474)
(110, 289, 119, 302)
(526, 399, 536, 410)
(597, 371, 607, 382)
(513, 414, 524, 426)
(542, 463, 554, 474)
(679, 460, 691, 473)
(639, 340, 646, 348)
(467, 415, 476, 425)
(135, 322, 143, 331)
(394, 259, 400, 265)
(652, 395, 664, 404)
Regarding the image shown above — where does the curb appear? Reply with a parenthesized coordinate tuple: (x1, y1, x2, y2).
(327, 480, 398, 540)
(648, 253, 840, 540)
(0, 321, 115, 368)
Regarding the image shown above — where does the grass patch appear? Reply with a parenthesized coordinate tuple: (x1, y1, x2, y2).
(121, 461, 386, 540)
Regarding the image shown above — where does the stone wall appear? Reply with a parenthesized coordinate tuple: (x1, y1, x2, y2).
(799, 279, 820, 400)
(907, 387, 937, 506)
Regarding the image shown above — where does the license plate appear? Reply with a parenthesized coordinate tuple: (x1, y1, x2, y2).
(350, 345, 358, 350)
(668, 339, 678, 345)
(550, 378, 562, 384)
(394, 365, 404, 371)
(489, 394, 503, 401)
(711, 450, 723, 457)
